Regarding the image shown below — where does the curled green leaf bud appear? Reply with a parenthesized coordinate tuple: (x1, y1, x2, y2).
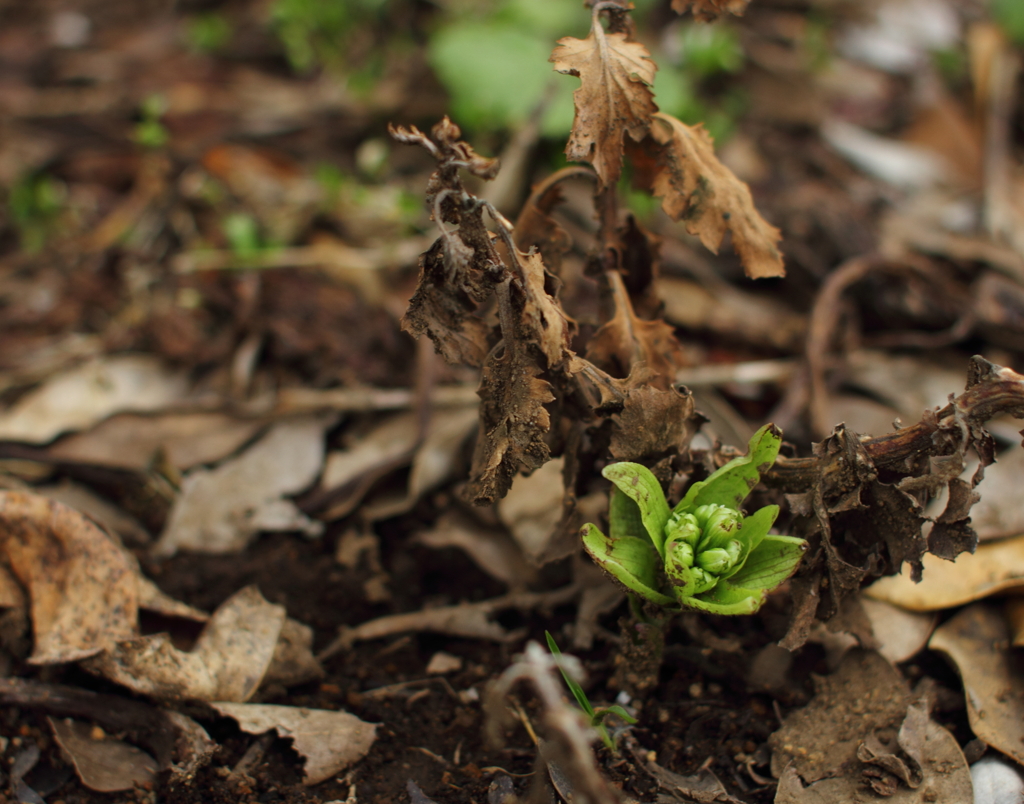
(667, 538, 694, 569)
(582, 425, 808, 615)
(693, 504, 742, 548)
(665, 511, 701, 546)
(696, 540, 742, 574)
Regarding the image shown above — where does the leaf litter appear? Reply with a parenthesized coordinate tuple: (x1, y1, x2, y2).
(7, 0, 1024, 802)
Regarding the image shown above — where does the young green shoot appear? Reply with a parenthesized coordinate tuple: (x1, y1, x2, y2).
(545, 631, 637, 753)
(581, 424, 807, 615)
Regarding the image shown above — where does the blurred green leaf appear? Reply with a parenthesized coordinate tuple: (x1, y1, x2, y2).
(992, 0, 1024, 44)
(186, 13, 232, 53)
(429, 20, 574, 135)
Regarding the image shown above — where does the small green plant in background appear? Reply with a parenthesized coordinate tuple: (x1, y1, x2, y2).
(545, 631, 637, 752)
(270, 0, 389, 74)
(581, 425, 807, 616)
(134, 93, 170, 149)
(8, 173, 66, 253)
(186, 12, 232, 54)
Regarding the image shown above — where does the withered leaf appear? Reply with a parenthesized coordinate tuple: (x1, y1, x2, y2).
(609, 384, 698, 462)
(515, 250, 573, 370)
(646, 112, 784, 279)
(0, 491, 138, 665)
(671, 0, 751, 21)
(550, 25, 657, 187)
(402, 236, 492, 367)
(513, 177, 574, 274)
(585, 270, 686, 387)
(466, 336, 554, 506)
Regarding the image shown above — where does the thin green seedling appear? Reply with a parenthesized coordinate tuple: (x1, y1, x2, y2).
(544, 631, 637, 752)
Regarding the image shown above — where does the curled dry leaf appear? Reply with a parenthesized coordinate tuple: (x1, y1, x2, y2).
(864, 534, 1024, 611)
(0, 355, 189, 444)
(84, 585, 286, 703)
(0, 491, 137, 665)
(210, 702, 377, 786)
(928, 604, 1024, 765)
(155, 415, 332, 556)
(550, 15, 657, 187)
(49, 717, 158, 793)
(642, 113, 784, 279)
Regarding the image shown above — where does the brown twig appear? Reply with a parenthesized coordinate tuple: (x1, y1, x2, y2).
(765, 356, 1024, 493)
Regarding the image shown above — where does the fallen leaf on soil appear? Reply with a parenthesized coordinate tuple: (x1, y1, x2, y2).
(770, 650, 972, 802)
(928, 603, 1024, 765)
(644, 112, 785, 279)
(774, 720, 971, 803)
(210, 702, 377, 786)
(497, 457, 565, 566)
(813, 597, 936, 666)
(84, 585, 286, 703)
(672, 0, 751, 21)
(49, 412, 267, 472)
(550, 21, 657, 188)
(413, 512, 537, 590)
(0, 491, 137, 664)
(0, 355, 189, 443)
(49, 717, 158, 793)
(262, 617, 325, 689)
(155, 415, 332, 556)
(320, 405, 478, 520)
(864, 534, 1024, 610)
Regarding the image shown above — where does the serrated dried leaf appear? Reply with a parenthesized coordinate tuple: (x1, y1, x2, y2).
(672, 0, 750, 21)
(515, 251, 573, 370)
(550, 25, 657, 186)
(646, 112, 784, 278)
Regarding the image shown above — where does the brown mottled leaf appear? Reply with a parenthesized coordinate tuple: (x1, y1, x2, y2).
(671, 0, 751, 21)
(609, 384, 698, 462)
(550, 24, 657, 186)
(585, 270, 686, 387)
(467, 338, 554, 506)
(645, 112, 784, 278)
(515, 250, 573, 370)
(513, 178, 573, 273)
(402, 236, 492, 367)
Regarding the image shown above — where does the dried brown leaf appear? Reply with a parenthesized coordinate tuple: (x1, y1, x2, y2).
(646, 112, 784, 278)
(671, 0, 750, 21)
(516, 250, 573, 370)
(609, 384, 698, 461)
(467, 338, 554, 505)
(929, 604, 1024, 765)
(211, 703, 377, 786)
(585, 271, 686, 386)
(550, 25, 657, 186)
(513, 178, 574, 273)
(50, 717, 158, 793)
(402, 236, 492, 367)
(0, 491, 138, 665)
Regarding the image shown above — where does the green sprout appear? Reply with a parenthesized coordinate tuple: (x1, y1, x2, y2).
(581, 424, 807, 616)
(545, 631, 637, 752)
